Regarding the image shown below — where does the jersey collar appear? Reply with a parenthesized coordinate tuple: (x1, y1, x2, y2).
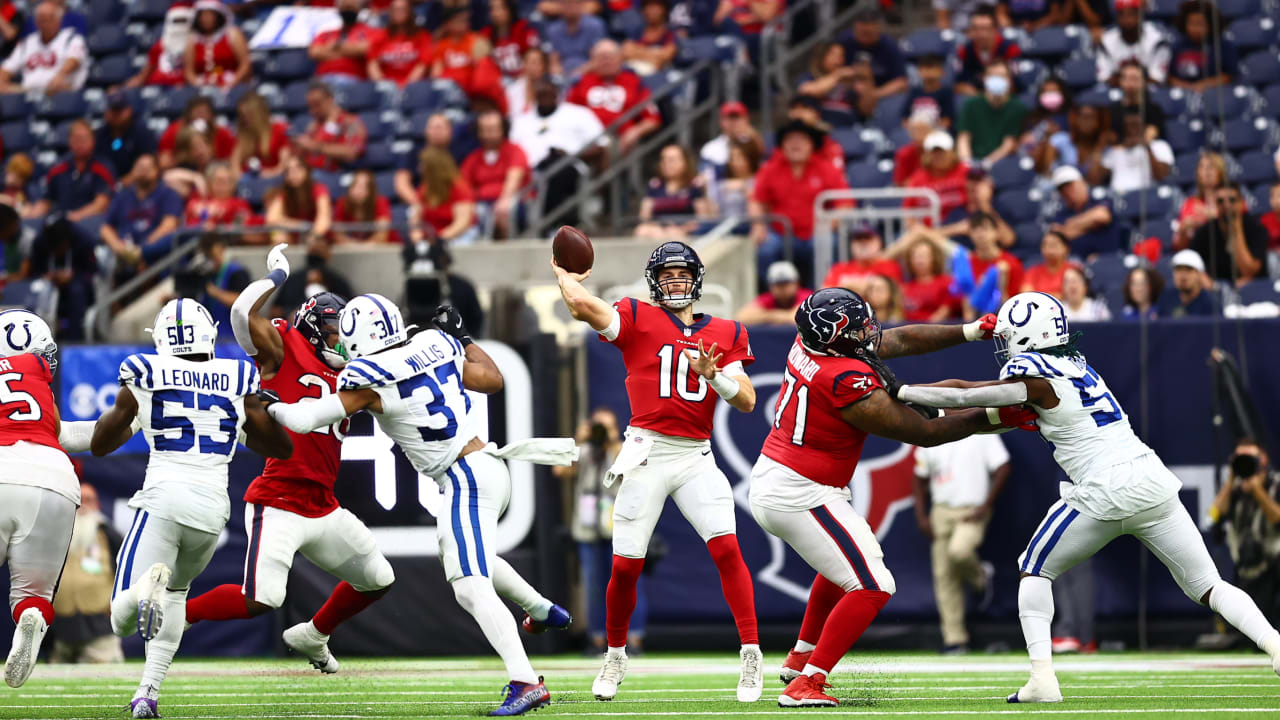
(662, 308, 711, 336)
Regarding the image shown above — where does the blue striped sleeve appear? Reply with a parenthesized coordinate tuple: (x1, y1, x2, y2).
(339, 364, 378, 390)
(243, 360, 260, 394)
(118, 355, 143, 385)
(356, 358, 396, 383)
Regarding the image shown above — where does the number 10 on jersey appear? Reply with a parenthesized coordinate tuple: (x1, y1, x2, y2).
(656, 345, 708, 402)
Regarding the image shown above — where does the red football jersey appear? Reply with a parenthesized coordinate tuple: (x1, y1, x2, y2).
(761, 340, 882, 487)
(601, 299, 753, 440)
(565, 71, 661, 132)
(242, 320, 344, 518)
(0, 354, 60, 451)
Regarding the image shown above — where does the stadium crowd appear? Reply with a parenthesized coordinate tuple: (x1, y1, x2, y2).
(0, 0, 1276, 340)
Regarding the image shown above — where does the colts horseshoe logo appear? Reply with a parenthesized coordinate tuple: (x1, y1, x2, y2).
(4, 321, 29, 352)
(340, 307, 360, 336)
(1009, 299, 1039, 328)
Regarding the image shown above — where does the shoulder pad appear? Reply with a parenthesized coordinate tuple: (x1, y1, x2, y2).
(1000, 352, 1060, 380)
(339, 357, 396, 391)
(119, 353, 153, 388)
(237, 358, 260, 396)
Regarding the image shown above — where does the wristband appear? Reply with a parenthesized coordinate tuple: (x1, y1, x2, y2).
(963, 320, 984, 342)
(709, 371, 740, 400)
(267, 268, 287, 287)
(458, 335, 474, 347)
(986, 407, 1001, 425)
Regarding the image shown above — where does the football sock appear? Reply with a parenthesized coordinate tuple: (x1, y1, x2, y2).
(12, 597, 53, 625)
(793, 641, 816, 653)
(605, 554, 645, 648)
(1208, 581, 1280, 653)
(185, 584, 252, 624)
(706, 535, 759, 645)
(797, 574, 844, 648)
(140, 590, 188, 691)
(1018, 576, 1054, 661)
(492, 557, 553, 621)
(313, 582, 382, 635)
(806, 589, 891, 676)
(451, 576, 538, 684)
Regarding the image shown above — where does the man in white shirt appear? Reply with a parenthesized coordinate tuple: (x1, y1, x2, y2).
(913, 434, 1011, 653)
(1095, 0, 1170, 84)
(699, 101, 756, 172)
(510, 79, 606, 168)
(0, 1, 87, 95)
(1099, 109, 1173, 194)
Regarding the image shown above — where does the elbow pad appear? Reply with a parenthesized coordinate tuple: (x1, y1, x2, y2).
(898, 383, 1029, 409)
(267, 393, 349, 434)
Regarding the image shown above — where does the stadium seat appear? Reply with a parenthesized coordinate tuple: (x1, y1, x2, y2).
(1236, 149, 1279, 184)
(0, 123, 33, 155)
(358, 112, 388, 139)
(1088, 253, 1131, 310)
(989, 154, 1035, 190)
(871, 92, 908, 133)
(1261, 83, 1280, 117)
(288, 113, 311, 136)
(1075, 86, 1115, 107)
(88, 55, 134, 88)
(400, 81, 444, 114)
(1148, 86, 1188, 117)
(274, 81, 310, 116)
(1227, 17, 1279, 55)
(1149, 0, 1181, 21)
(1238, 278, 1280, 303)
(212, 84, 253, 115)
(87, 26, 130, 57)
(1171, 152, 1203, 187)
(899, 28, 956, 59)
(1240, 51, 1280, 88)
(237, 175, 280, 210)
(676, 36, 742, 66)
(1218, 117, 1271, 153)
(845, 159, 892, 188)
(830, 128, 875, 160)
(36, 92, 87, 121)
(610, 8, 643, 38)
(0, 93, 29, 122)
(1013, 59, 1047, 91)
(1114, 186, 1177, 223)
(1013, 220, 1045, 247)
(995, 188, 1044, 224)
(45, 120, 77, 151)
(262, 50, 315, 84)
(313, 170, 344, 199)
(1022, 25, 1087, 61)
(333, 81, 379, 113)
(1058, 58, 1100, 91)
(1195, 85, 1251, 119)
(374, 170, 398, 200)
(1217, 0, 1262, 21)
(148, 86, 199, 118)
(1164, 120, 1206, 153)
(820, 107, 858, 128)
(400, 110, 433, 140)
(450, 119, 478, 163)
(356, 140, 396, 171)
(126, 0, 170, 22)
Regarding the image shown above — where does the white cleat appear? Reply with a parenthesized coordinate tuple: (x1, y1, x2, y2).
(592, 652, 628, 701)
(1006, 673, 1063, 703)
(135, 563, 172, 642)
(1272, 652, 1280, 678)
(4, 607, 47, 688)
(737, 645, 763, 702)
(282, 621, 339, 673)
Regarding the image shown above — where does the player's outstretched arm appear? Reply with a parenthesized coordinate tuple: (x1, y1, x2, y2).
(897, 377, 1059, 409)
(264, 388, 377, 435)
(241, 394, 295, 459)
(877, 314, 997, 359)
(91, 386, 140, 456)
(231, 243, 289, 376)
(841, 389, 1033, 447)
(433, 304, 504, 394)
(551, 259, 614, 332)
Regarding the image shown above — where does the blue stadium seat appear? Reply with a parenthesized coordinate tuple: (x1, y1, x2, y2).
(0, 93, 28, 122)
(148, 86, 199, 118)
(1088, 253, 1130, 310)
(374, 170, 398, 200)
(87, 26, 130, 57)
(1227, 17, 1279, 55)
(1196, 85, 1252, 118)
(1218, 0, 1261, 21)
(262, 50, 315, 84)
(900, 28, 956, 59)
(288, 113, 311, 136)
(1013, 59, 1047, 91)
(1057, 57, 1099, 91)
(1113, 186, 1177, 223)
(610, 8, 643, 37)
(400, 81, 444, 114)
(88, 55, 134, 88)
(989, 154, 1035, 190)
(1218, 117, 1271, 152)
(356, 140, 396, 171)
(1236, 149, 1279, 184)
(400, 110, 433, 140)
(213, 84, 253, 115)
(1240, 51, 1280, 87)
(1171, 152, 1203, 187)
(237, 175, 280, 210)
(676, 36, 742, 66)
(313, 170, 344, 199)
(846, 159, 892, 188)
(0, 123, 33, 154)
(995, 188, 1043, 224)
(1239, 278, 1280, 303)
(1149, 0, 1181, 21)
(274, 81, 310, 116)
(36, 92, 87, 121)
(358, 112, 387, 139)
(871, 92, 908, 133)
(1164, 120, 1207, 153)
(830, 128, 874, 160)
(1262, 83, 1280, 116)
(820, 107, 858, 128)
(1012, 220, 1045, 247)
(85, 0, 123, 26)
(450, 119, 477, 163)
(1149, 86, 1188, 117)
(127, 0, 170, 22)
(45, 120, 77, 150)
(1075, 86, 1114, 107)
(333, 81, 378, 113)
(1022, 25, 1087, 61)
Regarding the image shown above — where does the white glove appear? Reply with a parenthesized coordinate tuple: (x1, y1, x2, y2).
(266, 243, 290, 279)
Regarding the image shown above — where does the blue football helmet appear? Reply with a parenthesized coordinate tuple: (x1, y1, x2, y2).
(644, 241, 705, 309)
(794, 287, 881, 358)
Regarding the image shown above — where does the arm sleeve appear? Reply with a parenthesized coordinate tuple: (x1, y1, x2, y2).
(267, 392, 348, 435)
(897, 382, 1029, 408)
(230, 273, 286, 357)
(58, 420, 96, 453)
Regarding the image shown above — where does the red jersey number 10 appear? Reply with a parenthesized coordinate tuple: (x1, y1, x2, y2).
(774, 369, 808, 446)
(655, 345, 708, 402)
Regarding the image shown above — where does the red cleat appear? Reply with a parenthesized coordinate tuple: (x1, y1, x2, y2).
(778, 673, 838, 708)
(779, 649, 812, 683)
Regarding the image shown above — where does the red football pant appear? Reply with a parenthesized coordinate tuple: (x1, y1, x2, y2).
(706, 534, 759, 645)
(798, 573, 846, 647)
(312, 581, 383, 635)
(186, 584, 253, 623)
(808, 589, 892, 675)
(605, 555, 645, 648)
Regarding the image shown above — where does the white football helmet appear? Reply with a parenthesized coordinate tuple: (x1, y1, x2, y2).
(338, 293, 409, 360)
(0, 309, 58, 373)
(993, 292, 1070, 363)
(150, 298, 219, 358)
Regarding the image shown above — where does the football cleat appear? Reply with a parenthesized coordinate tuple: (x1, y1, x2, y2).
(737, 645, 763, 702)
(283, 622, 340, 674)
(778, 673, 838, 708)
(1006, 673, 1063, 703)
(4, 607, 47, 688)
(592, 652, 628, 701)
(779, 649, 812, 683)
(1051, 636, 1081, 654)
(521, 604, 572, 634)
(488, 676, 551, 716)
(135, 563, 172, 642)
(130, 687, 160, 719)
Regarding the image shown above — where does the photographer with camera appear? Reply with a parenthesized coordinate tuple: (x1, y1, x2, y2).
(1211, 438, 1280, 625)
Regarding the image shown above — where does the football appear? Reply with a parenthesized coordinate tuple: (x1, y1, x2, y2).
(552, 225, 595, 274)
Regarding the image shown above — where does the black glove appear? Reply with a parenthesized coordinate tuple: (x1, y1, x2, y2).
(432, 304, 473, 347)
(861, 352, 902, 400)
(903, 401, 941, 420)
(257, 388, 282, 408)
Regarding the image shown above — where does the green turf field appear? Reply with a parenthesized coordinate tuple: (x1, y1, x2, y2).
(4, 652, 1279, 719)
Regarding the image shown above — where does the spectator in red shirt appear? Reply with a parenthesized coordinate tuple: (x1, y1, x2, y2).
(126, 4, 189, 88)
(750, 120, 852, 288)
(782, 95, 846, 171)
(460, 110, 530, 239)
(623, 0, 677, 77)
(184, 162, 255, 231)
(333, 169, 395, 244)
(432, 7, 507, 112)
(714, 0, 783, 37)
(368, 0, 433, 86)
(1259, 181, 1280, 251)
(735, 260, 814, 325)
(1021, 230, 1075, 296)
(483, 0, 539, 82)
(309, 0, 383, 82)
(865, 273, 906, 324)
(296, 81, 368, 171)
(968, 209, 1024, 314)
(413, 147, 478, 244)
(230, 91, 291, 180)
(158, 96, 236, 170)
(184, 0, 250, 88)
(893, 108, 939, 186)
(904, 130, 968, 221)
(566, 39, 662, 153)
(266, 155, 332, 244)
(396, 112, 455, 206)
(635, 144, 712, 239)
(886, 234, 959, 321)
(822, 227, 904, 291)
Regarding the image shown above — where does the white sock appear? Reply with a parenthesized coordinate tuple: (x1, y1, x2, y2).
(491, 557, 553, 621)
(741, 643, 760, 651)
(606, 645, 627, 658)
(304, 620, 329, 641)
(452, 576, 538, 684)
(1208, 581, 1280, 653)
(793, 640, 816, 653)
(139, 590, 187, 690)
(802, 662, 829, 677)
(110, 589, 138, 638)
(1018, 576, 1054, 662)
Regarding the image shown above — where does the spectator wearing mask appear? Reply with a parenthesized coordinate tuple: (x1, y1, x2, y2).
(1177, 153, 1226, 247)
(309, 0, 383, 82)
(736, 260, 812, 325)
(1060, 265, 1111, 321)
(894, 109, 939, 187)
(708, 138, 761, 222)
(904, 130, 969, 222)
(699, 101, 761, 176)
(0, 1, 86, 95)
(230, 91, 291, 180)
(1109, 61, 1166, 141)
(506, 45, 548, 119)
(823, 227, 904, 291)
(158, 96, 236, 170)
(368, 0, 433, 86)
(1066, 103, 1113, 181)
(184, 162, 254, 230)
(838, 8, 908, 102)
(1121, 266, 1163, 320)
(864, 273, 906, 324)
(100, 153, 182, 267)
(184, 0, 250, 88)
(1022, 231, 1075, 296)
(97, 92, 158, 182)
(28, 120, 113, 222)
(886, 235, 960, 321)
(902, 54, 955, 129)
(1022, 78, 1076, 175)
(162, 127, 216, 199)
(1191, 181, 1269, 286)
(1170, 0, 1236, 91)
(798, 42, 862, 120)
(27, 216, 96, 339)
(460, 110, 529, 239)
(1211, 437, 1280, 626)
(1257, 181, 1280, 250)
(412, 147, 478, 245)
(913, 435, 1009, 653)
(545, 0, 607, 77)
(1096, 0, 1171, 84)
(273, 237, 354, 316)
(296, 81, 368, 171)
(395, 112, 457, 207)
(431, 7, 506, 112)
(623, 0, 677, 77)
(49, 482, 123, 664)
(190, 232, 250, 338)
(483, 0, 539, 82)
(636, 144, 711, 239)
(783, 95, 847, 171)
(266, 156, 333, 244)
(126, 3, 189, 88)
(997, 0, 1068, 30)
(749, 120, 852, 289)
(954, 5, 1020, 95)
(1097, 108, 1172, 194)
(1158, 248, 1217, 316)
(566, 40, 662, 153)
(957, 61, 1026, 166)
(333, 170, 394, 244)
(1048, 165, 1121, 259)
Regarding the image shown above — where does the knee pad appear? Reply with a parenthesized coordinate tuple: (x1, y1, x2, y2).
(353, 554, 396, 593)
(1018, 576, 1054, 620)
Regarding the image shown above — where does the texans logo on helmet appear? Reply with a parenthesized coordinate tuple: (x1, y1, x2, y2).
(807, 307, 851, 344)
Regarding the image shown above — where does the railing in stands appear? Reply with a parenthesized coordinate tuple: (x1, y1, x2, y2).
(812, 187, 941, 285)
(758, 0, 847, 141)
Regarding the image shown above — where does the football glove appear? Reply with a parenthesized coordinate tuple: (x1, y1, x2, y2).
(991, 405, 1039, 431)
(432, 304, 474, 347)
(903, 401, 941, 420)
(257, 389, 282, 408)
(861, 352, 902, 400)
(963, 313, 998, 342)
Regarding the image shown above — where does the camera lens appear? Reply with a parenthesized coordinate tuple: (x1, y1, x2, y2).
(1232, 453, 1260, 478)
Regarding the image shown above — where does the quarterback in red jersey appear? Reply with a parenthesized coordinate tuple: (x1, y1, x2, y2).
(554, 241, 764, 702)
(747, 288, 1034, 708)
(184, 245, 394, 674)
